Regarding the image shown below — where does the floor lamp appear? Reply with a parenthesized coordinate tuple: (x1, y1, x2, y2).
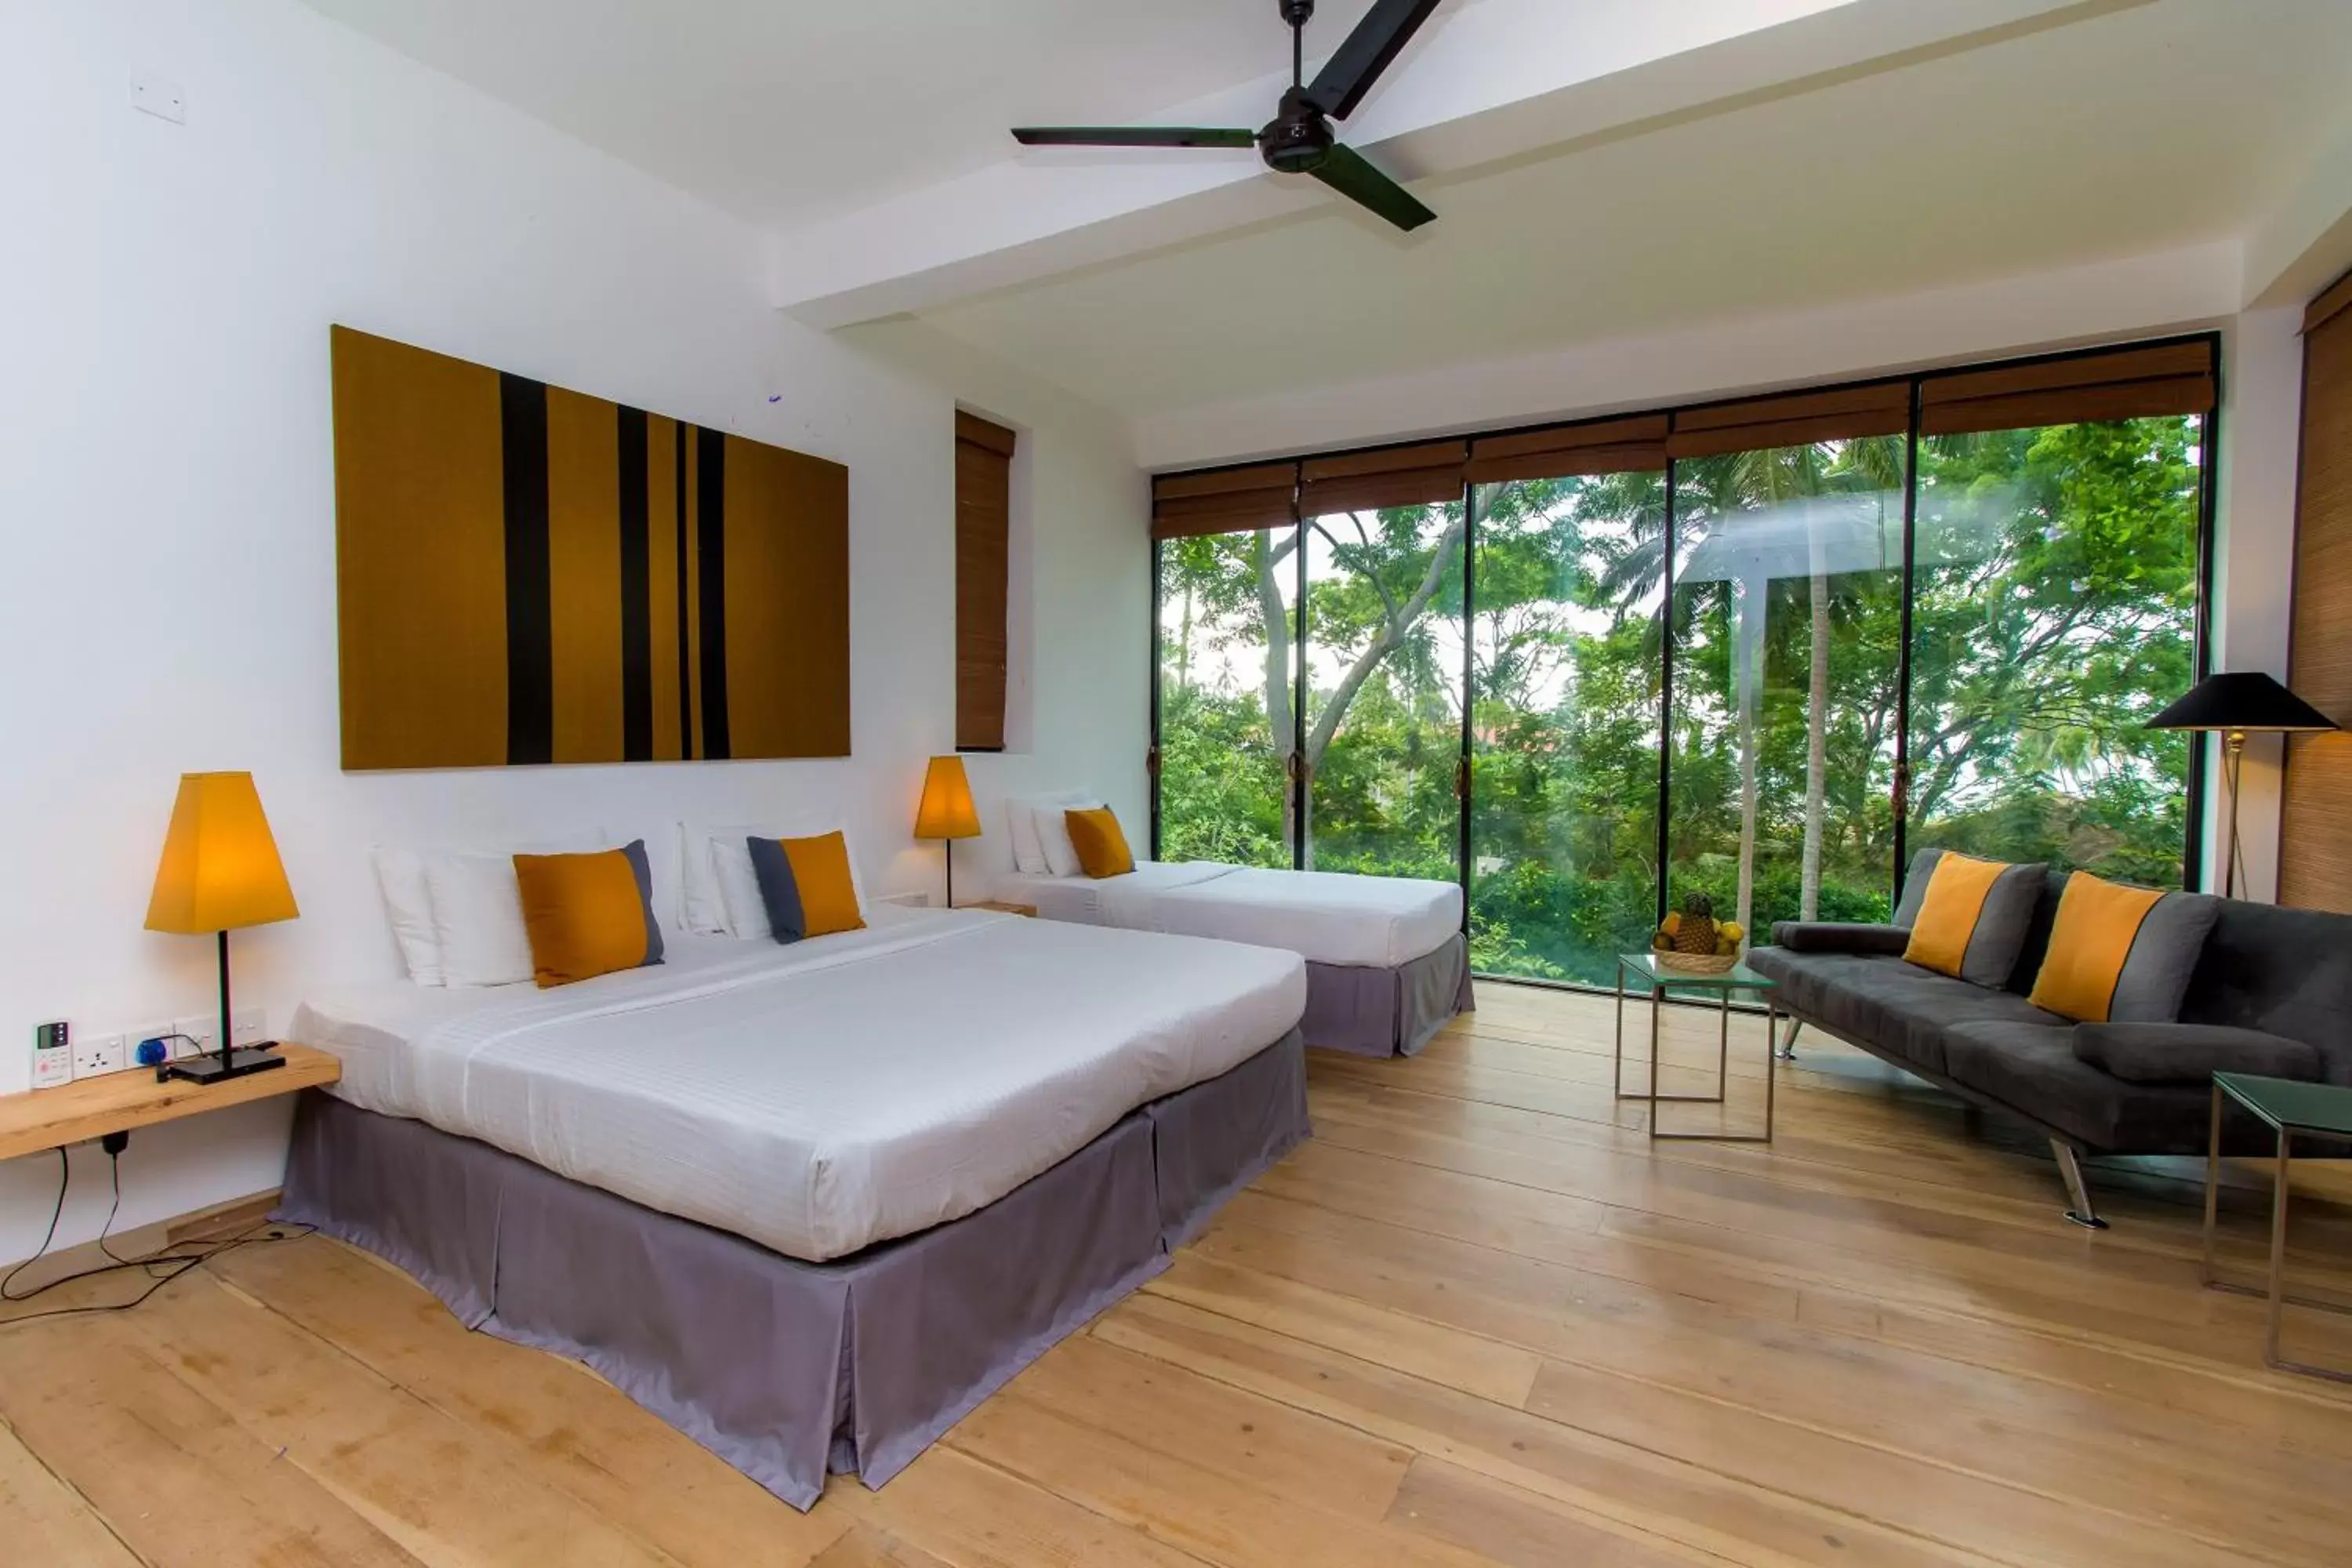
(2148, 673, 2336, 898)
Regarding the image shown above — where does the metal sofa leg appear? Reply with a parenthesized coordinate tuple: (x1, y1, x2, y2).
(1774, 1018, 1802, 1062)
(2052, 1139, 2109, 1230)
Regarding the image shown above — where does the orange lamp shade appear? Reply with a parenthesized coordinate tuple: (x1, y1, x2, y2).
(144, 772, 300, 935)
(913, 755, 982, 840)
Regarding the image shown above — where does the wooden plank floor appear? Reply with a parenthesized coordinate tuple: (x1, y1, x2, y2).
(7, 985, 2352, 1566)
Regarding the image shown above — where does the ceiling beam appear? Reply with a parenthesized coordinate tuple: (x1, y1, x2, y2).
(772, 0, 2135, 328)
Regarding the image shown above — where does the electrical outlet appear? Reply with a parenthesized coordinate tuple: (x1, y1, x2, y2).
(231, 1006, 267, 1047)
(128, 1020, 175, 1065)
(71, 1033, 128, 1080)
(174, 1014, 219, 1060)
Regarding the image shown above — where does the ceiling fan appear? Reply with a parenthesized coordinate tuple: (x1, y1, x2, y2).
(1011, 0, 1444, 232)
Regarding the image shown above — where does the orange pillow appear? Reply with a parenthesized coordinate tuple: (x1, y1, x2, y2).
(1065, 807, 1134, 878)
(1901, 853, 2009, 978)
(2028, 871, 2166, 1022)
(746, 829, 866, 941)
(512, 842, 663, 988)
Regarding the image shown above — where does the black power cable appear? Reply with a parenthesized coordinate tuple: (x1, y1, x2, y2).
(0, 1135, 313, 1328)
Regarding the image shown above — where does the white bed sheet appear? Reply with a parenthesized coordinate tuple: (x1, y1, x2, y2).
(292, 906, 1305, 1262)
(989, 861, 1461, 969)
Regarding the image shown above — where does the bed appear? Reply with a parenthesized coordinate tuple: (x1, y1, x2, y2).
(278, 906, 1309, 1508)
(990, 859, 1473, 1056)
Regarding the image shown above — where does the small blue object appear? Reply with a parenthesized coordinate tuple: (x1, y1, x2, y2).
(136, 1036, 169, 1068)
(768, 394, 781, 403)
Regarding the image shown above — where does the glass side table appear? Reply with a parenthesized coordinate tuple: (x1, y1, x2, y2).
(1613, 952, 1780, 1143)
(2202, 1072, 2352, 1383)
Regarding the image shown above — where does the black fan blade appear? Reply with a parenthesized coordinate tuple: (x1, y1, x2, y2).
(1310, 143, 1435, 231)
(1304, 0, 1444, 120)
(1011, 127, 1256, 148)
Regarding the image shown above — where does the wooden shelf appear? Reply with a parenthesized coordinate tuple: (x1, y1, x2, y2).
(961, 901, 1037, 916)
(0, 1044, 339, 1163)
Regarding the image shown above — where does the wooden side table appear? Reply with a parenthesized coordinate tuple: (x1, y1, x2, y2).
(0, 1043, 339, 1162)
(961, 900, 1037, 917)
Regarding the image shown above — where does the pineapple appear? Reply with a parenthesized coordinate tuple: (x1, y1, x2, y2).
(1672, 892, 1719, 956)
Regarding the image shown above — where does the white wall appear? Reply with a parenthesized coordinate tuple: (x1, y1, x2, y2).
(0, 1, 1144, 1263)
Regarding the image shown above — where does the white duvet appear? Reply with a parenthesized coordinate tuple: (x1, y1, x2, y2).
(292, 908, 1305, 1261)
(992, 861, 1461, 969)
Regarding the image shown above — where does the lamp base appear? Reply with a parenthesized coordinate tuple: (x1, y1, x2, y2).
(163, 1044, 286, 1084)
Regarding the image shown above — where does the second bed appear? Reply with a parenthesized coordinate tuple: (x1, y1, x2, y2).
(989, 858, 1473, 1056)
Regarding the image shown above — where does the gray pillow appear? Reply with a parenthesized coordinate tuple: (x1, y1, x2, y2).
(1772, 922, 1911, 956)
(1889, 847, 1950, 928)
(2074, 1022, 2321, 1084)
(2105, 891, 2223, 1023)
(1901, 857, 2046, 989)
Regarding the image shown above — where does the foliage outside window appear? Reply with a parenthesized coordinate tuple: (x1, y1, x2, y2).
(1155, 386, 2206, 989)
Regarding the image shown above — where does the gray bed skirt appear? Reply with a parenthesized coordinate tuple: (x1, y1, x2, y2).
(274, 1028, 1308, 1511)
(1301, 931, 1474, 1058)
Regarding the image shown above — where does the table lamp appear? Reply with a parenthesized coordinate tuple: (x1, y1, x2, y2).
(913, 755, 982, 908)
(144, 771, 299, 1082)
(2148, 672, 2336, 898)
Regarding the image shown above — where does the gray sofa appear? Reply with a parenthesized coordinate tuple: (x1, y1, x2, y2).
(1748, 860, 2352, 1226)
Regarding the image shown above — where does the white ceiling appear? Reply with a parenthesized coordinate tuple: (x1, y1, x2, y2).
(302, 0, 2352, 432)
(297, 0, 1394, 227)
(916, 0, 2352, 416)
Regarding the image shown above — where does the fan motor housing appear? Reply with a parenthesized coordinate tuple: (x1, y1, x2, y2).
(1259, 89, 1334, 172)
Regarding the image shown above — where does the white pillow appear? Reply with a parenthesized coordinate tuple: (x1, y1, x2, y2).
(423, 852, 540, 988)
(1008, 791, 1089, 875)
(375, 829, 608, 985)
(371, 849, 443, 985)
(1036, 798, 1108, 879)
(682, 820, 867, 940)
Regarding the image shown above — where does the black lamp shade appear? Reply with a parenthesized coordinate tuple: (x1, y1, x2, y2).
(2147, 672, 2338, 733)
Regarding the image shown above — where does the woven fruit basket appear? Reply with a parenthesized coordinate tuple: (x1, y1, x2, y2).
(1651, 895, 1745, 975)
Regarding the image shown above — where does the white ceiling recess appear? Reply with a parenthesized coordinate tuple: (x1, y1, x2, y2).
(299, 0, 2352, 450)
(914, 0, 2352, 419)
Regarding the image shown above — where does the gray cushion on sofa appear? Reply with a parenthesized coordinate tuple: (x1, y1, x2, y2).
(1771, 922, 1911, 956)
(1889, 847, 1948, 927)
(2102, 891, 2223, 1023)
(1747, 949, 2066, 1076)
(1943, 1021, 2212, 1150)
(2072, 1022, 2322, 1084)
(1943, 861, 2048, 989)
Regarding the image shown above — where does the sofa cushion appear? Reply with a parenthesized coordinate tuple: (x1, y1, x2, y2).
(2072, 1022, 2322, 1085)
(1748, 949, 2065, 1076)
(2181, 900, 2352, 1087)
(1943, 1021, 2212, 1152)
(1902, 855, 2046, 988)
(2028, 872, 2220, 1024)
(1769, 922, 1911, 956)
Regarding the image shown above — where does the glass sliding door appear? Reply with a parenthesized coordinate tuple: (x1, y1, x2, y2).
(1156, 525, 1299, 868)
(1668, 437, 1909, 938)
(1468, 469, 1667, 985)
(1299, 499, 1467, 880)
(1148, 338, 2218, 989)
(1906, 414, 2205, 887)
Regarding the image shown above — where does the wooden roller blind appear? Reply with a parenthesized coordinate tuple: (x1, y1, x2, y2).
(1298, 440, 1468, 516)
(1467, 414, 1670, 484)
(1920, 342, 2215, 436)
(955, 411, 1014, 752)
(1668, 383, 1911, 459)
(1151, 462, 1299, 539)
(2281, 274, 2352, 911)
